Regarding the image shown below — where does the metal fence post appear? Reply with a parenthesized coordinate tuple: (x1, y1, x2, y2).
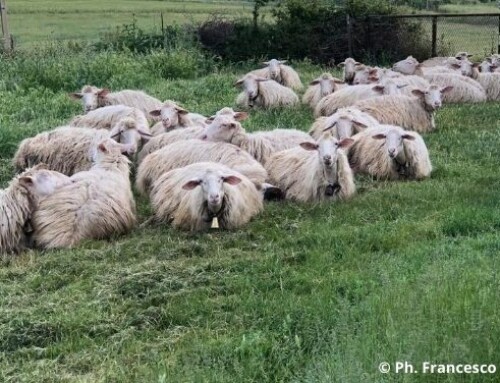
(0, 0, 13, 52)
(431, 15, 437, 57)
(347, 14, 353, 58)
(498, 15, 500, 54)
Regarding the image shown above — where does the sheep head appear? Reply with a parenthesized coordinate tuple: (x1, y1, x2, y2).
(411, 85, 452, 111)
(149, 100, 189, 131)
(372, 127, 415, 164)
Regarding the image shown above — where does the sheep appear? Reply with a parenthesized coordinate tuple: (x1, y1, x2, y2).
(200, 114, 310, 164)
(423, 73, 486, 103)
(309, 107, 379, 140)
(314, 79, 405, 117)
(420, 52, 473, 67)
(338, 57, 361, 84)
(136, 139, 268, 196)
(138, 107, 249, 164)
(149, 100, 206, 136)
(392, 56, 461, 76)
(265, 132, 355, 203)
(150, 162, 263, 231)
(250, 59, 303, 90)
(470, 65, 500, 101)
(354, 84, 453, 133)
(1, 164, 71, 254)
(70, 105, 151, 134)
(235, 74, 299, 109)
(348, 125, 432, 180)
(30, 139, 136, 249)
(302, 73, 345, 108)
(13, 118, 150, 175)
(69, 85, 162, 116)
(478, 59, 495, 73)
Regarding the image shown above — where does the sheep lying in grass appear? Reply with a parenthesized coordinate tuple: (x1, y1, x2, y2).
(265, 132, 355, 202)
(136, 139, 268, 196)
(13, 118, 150, 175)
(348, 125, 432, 180)
(423, 73, 486, 103)
(354, 84, 452, 133)
(250, 59, 303, 90)
(70, 105, 151, 134)
(471, 64, 500, 101)
(421, 52, 473, 67)
(30, 139, 136, 249)
(338, 57, 361, 84)
(302, 73, 345, 108)
(69, 85, 162, 116)
(393, 56, 464, 76)
(309, 107, 379, 140)
(235, 74, 299, 109)
(314, 79, 404, 117)
(1, 164, 71, 254)
(201, 114, 310, 165)
(150, 162, 263, 231)
(149, 100, 206, 135)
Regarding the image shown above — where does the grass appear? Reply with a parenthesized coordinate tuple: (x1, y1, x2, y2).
(0, 48, 499, 382)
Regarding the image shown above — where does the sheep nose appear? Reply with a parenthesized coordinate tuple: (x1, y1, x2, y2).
(209, 194, 221, 204)
(434, 102, 441, 108)
(388, 149, 396, 158)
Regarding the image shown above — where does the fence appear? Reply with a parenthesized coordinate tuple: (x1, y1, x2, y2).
(349, 13, 500, 61)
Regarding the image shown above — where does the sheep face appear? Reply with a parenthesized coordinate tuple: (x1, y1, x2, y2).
(310, 73, 343, 98)
(372, 129, 415, 161)
(447, 57, 473, 77)
(109, 118, 152, 153)
(92, 139, 130, 163)
(235, 74, 267, 106)
(182, 170, 242, 215)
(149, 102, 188, 131)
(411, 85, 452, 110)
(69, 86, 108, 113)
(338, 58, 360, 84)
(263, 59, 285, 82)
(479, 60, 496, 73)
(202, 115, 242, 143)
(392, 56, 419, 75)
(19, 170, 72, 198)
(206, 108, 248, 123)
(323, 114, 366, 140)
(353, 67, 379, 85)
(301, 133, 353, 169)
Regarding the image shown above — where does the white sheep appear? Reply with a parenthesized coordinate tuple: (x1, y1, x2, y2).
(136, 139, 268, 196)
(201, 114, 310, 165)
(150, 162, 263, 231)
(30, 139, 136, 249)
(70, 105, 151, 134)
(149, 100, 206, 136)
(393, 56, 461, 76)
(69, 85, 162, 116)
(265, 132, 355, 202)
(354, 84, 453, 133)
(302, 73, 345, 108)
(348, 125, 432, 180)
(309, 107, 379, 140)
(235, 74, 299, 109)
(423, 73, 486, 103)
(421, 52, 473, 67)
(338, 58, 361, 84)
(250, 59, 303, 90)
(14, 118, 150, 175)
(471, 65, 500, 101)
(1, 164, 71, 254)
(314, 79, 405, 117)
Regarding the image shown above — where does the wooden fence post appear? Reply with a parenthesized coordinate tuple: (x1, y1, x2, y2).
(1, 0, 12, 52)
(346, 14, 353, 58)
(431, 15, 437, 57)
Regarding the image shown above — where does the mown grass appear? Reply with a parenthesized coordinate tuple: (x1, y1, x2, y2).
(0, 49, 500, 382)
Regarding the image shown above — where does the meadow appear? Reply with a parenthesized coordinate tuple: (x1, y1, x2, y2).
(0, 46, 499, 382)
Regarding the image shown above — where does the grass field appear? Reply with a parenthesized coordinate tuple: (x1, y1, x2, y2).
(0, 48, 499, 382)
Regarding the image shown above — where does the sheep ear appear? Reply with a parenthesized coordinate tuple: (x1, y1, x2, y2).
(205, 118, 214, 124)
(368, 68, 378, 75)
(182, 179, 202, 190)
(441, 86, 453, 94)
(262, 61, 270, 65)
(138, 130, 152, 140)
(234, 79, 244, 87)
(19, 176, 34, 189)
(411, 89, 425, 98)
(233, 112, 248, 121)
(352, 120, 368, 129)
(372, 85, 385, 94)
(337, 62, 346, 67)
(372, 134, 386, 140)
(333, 79, 345, 84)
(98, 88, 110, 98)
(402, 134, 416, 141)
(322, 121, 336, 132)
(486, 57, 492, 63)
(149, 110, 161, 117)
(338, 138, 355, 148)
(309, 79, 320, 85)
(300, 142, 319, 151)
(223, 175, 242, 185)
(69, 92, 83, 100)
(176, 108, 189, 116)
(397, 84, 409, 89)
(98, 142, 109, 153)
(278, 60, 287, 64)
(467, 54, 473, 57)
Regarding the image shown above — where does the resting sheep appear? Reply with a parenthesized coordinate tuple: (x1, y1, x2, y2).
(1, 164, 71, 254)
(235, 74, 299, 109)
(30, 139, 136, 249)
(338, 58, 361, 85)
(265, 132, 355, 202)
(149, 100, 206, 135)
(348, 125, 432, 180)
(354, 85, 452, 133)
(471, 65, 500, 101)
(302, 73, 345, 108)
(69, 86, 162, 116)
(250, 59, 303, 90)
(13, 118, 150, 175)
(136, 139, 268, 196)
(309, 107, 379, 140)
(150, 162, 263, 231)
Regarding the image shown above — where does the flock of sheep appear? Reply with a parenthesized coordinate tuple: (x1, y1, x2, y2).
(1, 53, 499, 254)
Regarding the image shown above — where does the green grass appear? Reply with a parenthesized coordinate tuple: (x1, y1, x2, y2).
(1, 50, 500, 382)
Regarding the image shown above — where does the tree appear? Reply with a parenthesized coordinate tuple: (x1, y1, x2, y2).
(252, 0, 270, 30)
